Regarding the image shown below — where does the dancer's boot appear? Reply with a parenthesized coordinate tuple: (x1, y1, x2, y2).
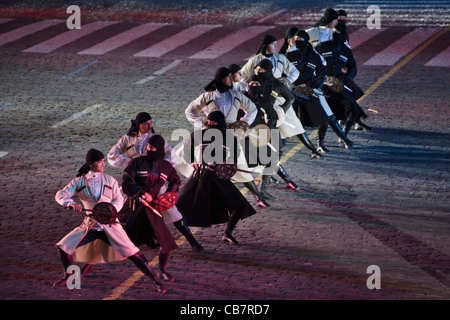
(222, 213, 240, 245)
(316, 123, 330, 154)
(128, 252, 166, 293)
(329, 116, 353, 149)
(277, 164, 299, 190)
(158, 249, 174, 282)
(174, 219, 204, 252)
(297, 133, 323, 159)
(244, 181, 271, 208)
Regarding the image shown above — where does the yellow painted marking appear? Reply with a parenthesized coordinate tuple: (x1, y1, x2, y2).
(358, 27, 450, 104)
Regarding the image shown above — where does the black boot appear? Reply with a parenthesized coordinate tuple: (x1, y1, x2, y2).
(343, 107, 361, 135)
(128, 252, 166, 293)
(317, 123, 330, 154)
(244, 181, 271, 208)
(355, 118, 371, 131)
(297, 133, 323, 159)
(158, 249, 174, 282)
(53, 248, 73, 287)
(259, 175, 276, 200)
(222, 213, 240, 245)
(329, 116, 353, 149)
(173, 219, 204, 252)
(277, 164, 299, 190)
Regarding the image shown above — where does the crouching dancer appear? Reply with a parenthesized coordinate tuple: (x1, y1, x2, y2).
(121, 135, 180, 282)
(54, 149, 165, 293)
(176, 111, 257, 245)
(108, 112, 203, 252)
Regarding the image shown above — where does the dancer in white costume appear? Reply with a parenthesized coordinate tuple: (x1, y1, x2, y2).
(184, 67, 271, 208)
(54, 149, 165, 293)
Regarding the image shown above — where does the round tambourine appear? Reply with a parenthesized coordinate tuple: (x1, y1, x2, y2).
(293, 86, 315, 98)
(91, 202, 119, 224)
(227, 120, 250, 140)
(248, 124, 271, 147)
(323, 76, 344, 93)
(277, 77, 294, 90)
(151, 192, 178, 212)
(214, 163, 238, 179)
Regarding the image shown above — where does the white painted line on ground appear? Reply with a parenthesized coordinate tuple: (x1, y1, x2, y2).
(424, 45, 450, 67)
(50, 104, 103, 128)
(0, 151, 8, 159)
(136, 59, 182, 84)
(59, 60, 100, 80)
(0, 101, 16, 110)
(189, 25, 275, 59)
(347, 27, 386, 49)
(134, 24, 221, 58)
(78, 23, 168, 55)
(364, 27, 442, 66)
(0, 19, 63, 47)
(256, 9, 287, 24)
(23, 21, 118, 53)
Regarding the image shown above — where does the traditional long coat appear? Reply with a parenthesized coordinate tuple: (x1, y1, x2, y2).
(55, 171, 139, 264)
(121, 157, 180, 255)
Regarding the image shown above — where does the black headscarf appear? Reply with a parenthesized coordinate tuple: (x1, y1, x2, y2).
(337, 9, 347, 19)
(333, 22, 347, 45)
(205, 67, 232, 93)
(256, 34, 277, 57)
(145, 134, 165, 161)
(228, 64, 241, 75)
(314, 8, 338, 27)
(77, 149, 104, 177)
(256, 59, 274, 82)
(295, 30, 312, 52)
(127, 112, 152, 136)
(336, 10, 349, 43)
(279, 27, 299, 54)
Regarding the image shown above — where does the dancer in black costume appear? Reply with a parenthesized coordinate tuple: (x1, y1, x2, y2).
(121, 135, 180, 282)
(176, 111, 257, 245)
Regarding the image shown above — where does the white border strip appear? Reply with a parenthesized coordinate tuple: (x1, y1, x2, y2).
(136, 59, 182, 84)
(50, 104, 103, 128)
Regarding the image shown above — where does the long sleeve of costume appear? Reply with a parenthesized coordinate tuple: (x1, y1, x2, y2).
(236, 91, 258, 125)
(343, 48, 357, 83)
(185, 93, 207, 128)
(164, 165, 181, 194)
(293, 66, 315, 86)
(278, 83, 295, 112)
(239, 56, 260, 83)
(55, 178, 79, 208)
(55, 173, 123, 213)
(109, 177, 124, 213)
(121, 160, 142, 198)
(311, 52, 326, 88)
(107, 135, 132, 168)
(281, 56, 300, 84)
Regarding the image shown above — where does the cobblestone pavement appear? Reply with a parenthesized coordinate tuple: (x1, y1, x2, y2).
(0, 1, 449, 310)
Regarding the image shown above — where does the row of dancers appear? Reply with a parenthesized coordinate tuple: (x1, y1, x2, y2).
(53, 8, 372, 294)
